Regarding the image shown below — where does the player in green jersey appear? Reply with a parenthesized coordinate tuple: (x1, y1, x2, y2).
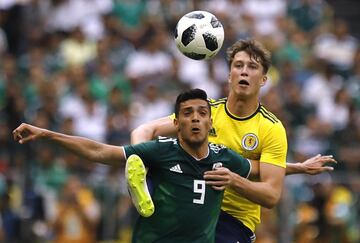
(13, 88, 255, 243)
(131, 39, 337, 242)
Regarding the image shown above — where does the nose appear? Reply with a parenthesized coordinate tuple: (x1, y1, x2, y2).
(191, 112, 200, 122)
(240, 66, 249, 76)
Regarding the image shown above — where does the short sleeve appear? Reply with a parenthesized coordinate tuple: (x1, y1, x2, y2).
(226, 149, 251, 178)
(260, 122, 287, 168)
(124, 140, 159, 167)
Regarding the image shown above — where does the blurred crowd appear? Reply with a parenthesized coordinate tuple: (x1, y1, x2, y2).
(0, 0, 359, 242)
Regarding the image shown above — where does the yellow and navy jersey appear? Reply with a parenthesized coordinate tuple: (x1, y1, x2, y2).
(208, 97, 287, 232)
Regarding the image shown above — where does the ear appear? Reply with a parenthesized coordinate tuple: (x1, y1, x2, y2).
(260, 75, 267, 87)
(173, 118, 180, 131)
(209, 118, 213, 132)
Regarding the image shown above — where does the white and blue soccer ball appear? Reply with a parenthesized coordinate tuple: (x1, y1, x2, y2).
(174, 10, 224, 60)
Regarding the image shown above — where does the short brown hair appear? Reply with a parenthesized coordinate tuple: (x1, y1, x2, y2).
(226, 39, 271, 74)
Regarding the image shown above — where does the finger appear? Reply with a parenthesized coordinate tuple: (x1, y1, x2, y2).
(214, 167, 229, 171)
(204, 173, 225, 178)
(13, 132, 22, 141)
(205, 180, 226, 185)
(322, 159, 337, 164)
(319, 155, 334, 159)
(204, 170, 227, 175)
(308, 166, 334, 175)
(204, 174, 226, 180)
(319, 157, 337, 164)
(19, 135, 36, 144)
(204, 172, 222, 177)
(317, 166, 334, 172)
(319, 155, 334, 160)
(13, 125, 27, 138)
(13, 123, 26, 133)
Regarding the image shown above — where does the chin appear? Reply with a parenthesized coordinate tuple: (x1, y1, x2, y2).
(235, 89, 252, 98)
(185, 137, 206, 147)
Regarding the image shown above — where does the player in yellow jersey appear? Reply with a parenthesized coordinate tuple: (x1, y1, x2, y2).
(131, 39, 336, 242)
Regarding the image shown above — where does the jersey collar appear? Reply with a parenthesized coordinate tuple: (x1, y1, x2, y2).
(178, 141, 210, 161)
(224, 102, 261, 121)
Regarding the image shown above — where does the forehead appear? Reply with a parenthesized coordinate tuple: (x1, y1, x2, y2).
(180, 99, 209, 109)
(233, 51, 260, 64)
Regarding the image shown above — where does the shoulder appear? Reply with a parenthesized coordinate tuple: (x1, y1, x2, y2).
(257, 105, 287, 138)
(157, 136, 178, 144)
(213, 145, 250, 175)
(258, 105, 283, 126)
(255, 107, 287, 151)
(128, 137, 177, 151)
(209, 142, 240, 161)
(209, 143, 246, 160)
(208, 97, 227, 108)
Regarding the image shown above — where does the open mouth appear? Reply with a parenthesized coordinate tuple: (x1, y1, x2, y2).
(192, 127, 201, 133)
(238, 79, 249, 85)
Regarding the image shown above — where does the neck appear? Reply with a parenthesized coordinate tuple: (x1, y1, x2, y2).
(178, 139, 209, 160)
(227, 92, 259, 117)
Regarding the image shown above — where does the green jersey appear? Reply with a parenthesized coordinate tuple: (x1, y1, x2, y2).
(124, 137, 251, 243)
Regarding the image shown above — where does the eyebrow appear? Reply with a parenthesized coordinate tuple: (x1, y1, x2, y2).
(234, 60, 259, 65)
(199, 105, 209, 110)
(182, 105, 209, 110)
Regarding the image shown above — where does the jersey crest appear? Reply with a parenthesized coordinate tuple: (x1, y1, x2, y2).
(212, 162, 223, 170)
(241, 133, 259, 151)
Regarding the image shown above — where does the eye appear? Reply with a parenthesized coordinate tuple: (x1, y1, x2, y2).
(199, 110, 208, 116)
(183, 110, 192, 116)
(234, 63, 243, 68)
(249, 64, 258, 69)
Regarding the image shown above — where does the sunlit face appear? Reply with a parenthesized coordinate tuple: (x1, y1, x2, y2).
(228, 51, 267, 99)
(174, 99, 212, 147)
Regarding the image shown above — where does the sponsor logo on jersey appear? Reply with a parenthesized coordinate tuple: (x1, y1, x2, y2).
(212, 162, 223, 170)
(170, 164, 183, 173)
(209, 143, 226, 153)
(209, 127, 217, 137)
(241, 133, 259, 151)
(158, 136, 177, 144)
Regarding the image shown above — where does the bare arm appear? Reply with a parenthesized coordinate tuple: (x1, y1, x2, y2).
(286, 154, 336, 175)
(132, 118, 337, 175)
(204, 162, 285, 209)
(13, 123, 125, 166)
(249, 160, 259, 178)
(131, 116, 176, 144)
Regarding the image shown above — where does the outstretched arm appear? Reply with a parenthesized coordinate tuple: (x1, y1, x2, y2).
(13, 123, 125, 166)
(204, 155, 337, 208)
(131, 117, 176, 144)
(286, 154, 337, 175)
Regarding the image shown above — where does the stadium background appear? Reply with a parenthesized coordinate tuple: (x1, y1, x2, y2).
(0, 0, 359, 242)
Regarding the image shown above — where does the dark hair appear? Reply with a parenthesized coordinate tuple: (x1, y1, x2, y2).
(174, 89, 210, 117)
(226, 39, 271, 74)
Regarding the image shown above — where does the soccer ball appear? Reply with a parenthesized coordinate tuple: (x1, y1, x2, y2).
(174, 10, 224, 60)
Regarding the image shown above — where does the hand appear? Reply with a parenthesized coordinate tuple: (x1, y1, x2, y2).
(203, 167, 235, 191)
(12, 123, 46, 144)
(298, 154, 337, 175)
